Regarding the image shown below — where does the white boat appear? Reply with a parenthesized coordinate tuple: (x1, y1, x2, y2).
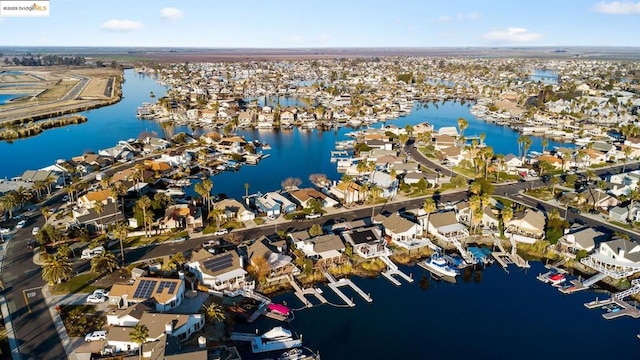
(250, 327, 302, 354)
(421, 254, 460, 278)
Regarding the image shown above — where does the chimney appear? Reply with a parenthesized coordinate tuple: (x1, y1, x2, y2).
(165, 321, 174, 335)
(619, 247, 625, 258)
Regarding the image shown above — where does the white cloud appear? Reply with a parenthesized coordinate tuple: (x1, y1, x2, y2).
(436, 15, 451, 22)
(592, 1, 640, 14)
(160, 7, 184, 20)
(457, 11, 482, 20)
(483, 27, 543, 44)
(100, 19, 142, 31)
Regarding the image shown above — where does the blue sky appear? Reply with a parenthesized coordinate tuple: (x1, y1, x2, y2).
(1, 0, 640, 47)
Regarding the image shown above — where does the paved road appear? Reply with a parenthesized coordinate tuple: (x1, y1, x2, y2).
(2, 209, 67, 360)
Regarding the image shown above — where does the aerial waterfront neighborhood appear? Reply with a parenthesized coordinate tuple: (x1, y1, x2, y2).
(4, 1, 640, 359)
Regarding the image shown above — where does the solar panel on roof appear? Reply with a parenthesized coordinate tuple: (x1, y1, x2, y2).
(203, 253, 234, 273)
(134, 279, 157, 299)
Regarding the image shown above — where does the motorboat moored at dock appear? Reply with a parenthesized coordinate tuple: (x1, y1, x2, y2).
(419, 254, 460, 278)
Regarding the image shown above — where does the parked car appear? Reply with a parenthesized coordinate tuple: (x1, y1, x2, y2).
(62, 195, 69, 202)
(305, 213, 322, 220)
(92, 289, 109, 297)
(16, 219, 27, 229)
(213, 228, 229, 236)
(81, 246, 105, 260)
(26, 239, 36, 250)
(568, 207, 581, 214)
(86, 294, 107, 304)
(0, 228, 10, 235)
(31, 226, 40, 236)
(84, 330, 107, 342)
(292, 215, 306, 222)
(541, 174, 552, 183)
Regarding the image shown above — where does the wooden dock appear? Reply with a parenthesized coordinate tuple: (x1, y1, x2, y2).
(324, 272, 372, 307)
(379, 256, 413, 286)
(287, 275, 327, 308)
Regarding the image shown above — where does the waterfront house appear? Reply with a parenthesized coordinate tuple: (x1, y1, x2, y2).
(427, 210, 469, 243)
(289, 188, 338, 209)
(108, 277, 185, 312)
(432, 134, 457, 150)
(581, 237, 640, 278)
(106, 312, 204, 353)
(559, 225, 607, 252)
(341, 226, 391, 259)
(437, 127, 458, 137)
(373, 212, 427, 250)
(505, 209, 546, 244)
(289, 230, 346, 266)
(144, 137, 171, 151)
(20, 170, 63, 187)
(329, 181, 365, 204)
(214, 199, 255, 222)
(503, 154, 523, 173)
(160, 204, 203, 231)
(217, 136, 247, 154)
(254, 192, 297, 216)
(247, 236, 300, 282)
(368, 171, 398, 198)
(185, 249, 254, 292)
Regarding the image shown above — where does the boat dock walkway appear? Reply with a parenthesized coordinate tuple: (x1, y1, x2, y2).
(323, 271, 372, 307)
(491, 237, 530, 271)
(287, 275, 327, 308)
(584, 296, 640, 320)
(379, 256, 413, 286)
(560, 272, 606, 294)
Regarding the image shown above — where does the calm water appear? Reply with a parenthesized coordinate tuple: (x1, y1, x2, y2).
(530, 69, 559, 85)
(236, 261, 640, 360)
(0, 94, 21, 104)
(1, 71, 570, 199)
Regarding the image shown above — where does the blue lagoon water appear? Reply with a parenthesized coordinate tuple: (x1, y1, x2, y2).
(0, 94, 21, 104)
(236, 262, 640, 360)
(0, 70, 176, 179)
(530, 69, 559, 85)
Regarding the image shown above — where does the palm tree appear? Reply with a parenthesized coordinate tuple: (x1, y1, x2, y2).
(369, 184, 381, 219)
(501, 205, 513, 229)
(94, 201, 105, 233)
(0, 192, 18, 218)
(541, 138, 549, 154)
(111, 181, 127, 222)
(340, 174, 355, 205)
(244, 183, 250, 199)
(203, 303, 226, 324)
(43, 176, 55, 196)
(135, 196, 152, 237)
(56, 244, 73, 259)
(42, 256, 73, 285)
(623, 146, 633, 172)
(356, 161, 368, 180)
(113, 221, 128, 265)
(130, 324, 149, 360)
(41, 206, 51, 223)
(208, 207, 224, 228)
(202, 178, 214, 213)
(457, 117, 468, 138)
(90, 252, 118, 274)
(423, 198, 436, 232)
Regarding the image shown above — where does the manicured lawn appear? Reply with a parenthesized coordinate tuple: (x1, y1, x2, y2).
(50, 272, 101, 295)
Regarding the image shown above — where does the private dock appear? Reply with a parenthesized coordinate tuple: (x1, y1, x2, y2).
(323, 271, 372, 307)
(584, 296, 640, 320)
(491, 236, 530, 271)
(287, 275, 327, 308)
(379, 256, 413, 286)
(559, 272, 607, 294)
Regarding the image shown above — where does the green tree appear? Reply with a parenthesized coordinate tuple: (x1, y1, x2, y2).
(423, 198, 436, 233)
(203, 303, 226, 323)
(244, 183, 250, 198)
(135, 196, 152, 237)
(42, 256, 73, 285)
(309, 224, 324, 237)
(113, 221, 128, 265)
(457, 117, 468, 138)
(623, 146, 633, 172)
(90, 252, 119, 274)
(130, 324, 149, 360)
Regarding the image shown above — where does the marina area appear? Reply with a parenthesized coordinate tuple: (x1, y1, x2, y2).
(234, 261, 640, 360)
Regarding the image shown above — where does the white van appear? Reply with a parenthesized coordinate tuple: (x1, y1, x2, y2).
(81, 246, 105, 260)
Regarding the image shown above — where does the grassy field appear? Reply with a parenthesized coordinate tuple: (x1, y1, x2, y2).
(80, 77, 112, 98)
(49, 272, 101, 295)
(36, 80, 79, 100)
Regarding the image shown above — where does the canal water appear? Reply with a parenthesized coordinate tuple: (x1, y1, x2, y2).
(1, 70, 569, 200)
(235, 261, 640, 360)
(0, 94, 21, 104)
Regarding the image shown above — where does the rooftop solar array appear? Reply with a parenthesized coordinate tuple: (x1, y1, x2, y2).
(202, 253, 233, 273)
(156, 280, 177, 295)
(133, 279, 157, 299)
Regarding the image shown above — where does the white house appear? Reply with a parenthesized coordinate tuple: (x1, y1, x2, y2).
(289, 231, 346, 266)
(341, 226, 391, 259)
(505, 209, 546, 244)
(374, 212, 427, 250)
(106, 303, 152, 327)
(106, 312, 205, 353)
(427, 211, 469, 243)
(185, 249, 254, 292)
(214, 199, 256, 222)
(581, 237, 640, 278)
